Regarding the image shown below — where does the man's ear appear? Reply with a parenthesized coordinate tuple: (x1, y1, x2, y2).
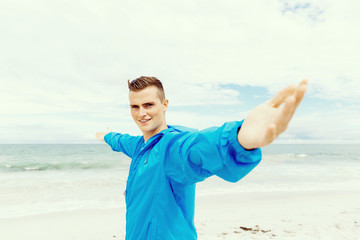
(163, 99, 169, 112)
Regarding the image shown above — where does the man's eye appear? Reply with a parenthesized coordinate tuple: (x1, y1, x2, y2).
(131, 106, 139, 109)
(145, 104, 153, 108)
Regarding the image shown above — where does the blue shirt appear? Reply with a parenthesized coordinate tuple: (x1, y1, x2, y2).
(104, 121, 262, 239)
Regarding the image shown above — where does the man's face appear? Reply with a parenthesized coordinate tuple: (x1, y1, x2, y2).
(129, 86, 168, 140)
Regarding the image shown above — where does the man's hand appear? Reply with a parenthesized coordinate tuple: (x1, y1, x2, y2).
(238, 80, 308, 150)
(96, 126, 112, 142)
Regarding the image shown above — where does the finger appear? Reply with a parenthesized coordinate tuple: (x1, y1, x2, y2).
(269, 84, 297, 108)
(107, 126, 111, 132)
(96, 132, 102, 140)
(299, 79, 308, 86)
(278, 80, 308, 131)
(293, 79, 308, 109)
(275, 95, 297, 133)
(269, 80, 308, 135)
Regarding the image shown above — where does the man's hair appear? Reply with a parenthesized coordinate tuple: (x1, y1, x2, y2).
(128, 76, 166, 102)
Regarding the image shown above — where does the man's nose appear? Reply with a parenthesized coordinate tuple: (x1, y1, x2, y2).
(139, 107, 147, 117)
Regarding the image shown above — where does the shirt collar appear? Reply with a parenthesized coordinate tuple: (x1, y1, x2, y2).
(142, 127, 174, 146)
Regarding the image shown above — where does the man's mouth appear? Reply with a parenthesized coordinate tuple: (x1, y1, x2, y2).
(139, 118, 151, 124)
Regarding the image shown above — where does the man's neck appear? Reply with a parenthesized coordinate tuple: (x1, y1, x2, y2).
(143, 125, 168, 143)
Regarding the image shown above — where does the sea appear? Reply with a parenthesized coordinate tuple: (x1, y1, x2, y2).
(0, 144, 359, 219)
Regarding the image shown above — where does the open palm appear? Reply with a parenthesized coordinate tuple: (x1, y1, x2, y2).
(238, 80, 308, 149)
(96, 126, 112, 142)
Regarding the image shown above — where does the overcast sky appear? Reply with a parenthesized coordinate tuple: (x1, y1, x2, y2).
(1, 0, 359, 144)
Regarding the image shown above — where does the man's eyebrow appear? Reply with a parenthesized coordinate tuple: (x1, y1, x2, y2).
(143, 102, 155, 105)
(129, 102, 155, 107)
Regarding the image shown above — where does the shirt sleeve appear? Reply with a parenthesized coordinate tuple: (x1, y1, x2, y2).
(163, 121, 262, 184)
(104, 132, 142, 158)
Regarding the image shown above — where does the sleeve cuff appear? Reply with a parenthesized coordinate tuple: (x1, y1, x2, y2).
(229, 121, 262, 163)
(104, 132, 113, 144)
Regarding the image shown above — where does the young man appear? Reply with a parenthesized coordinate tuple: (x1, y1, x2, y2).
(96, 76, 308, 239)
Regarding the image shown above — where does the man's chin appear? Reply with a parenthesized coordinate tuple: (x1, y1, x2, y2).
(138, 125, 152, 132)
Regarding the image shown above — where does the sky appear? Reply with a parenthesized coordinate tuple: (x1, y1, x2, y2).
(1, 0, 359, 144)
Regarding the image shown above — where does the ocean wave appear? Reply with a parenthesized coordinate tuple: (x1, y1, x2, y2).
(0, 161, 123, 172)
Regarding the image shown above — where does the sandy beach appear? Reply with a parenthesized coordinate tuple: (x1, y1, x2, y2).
(2, 144, 359, 239)
(195, 190, 360, 240)
(1, 189, 359, 240)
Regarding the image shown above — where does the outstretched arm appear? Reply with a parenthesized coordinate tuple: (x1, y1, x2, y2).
(96, 126, 112, 142)
(238, 80, 308, 149)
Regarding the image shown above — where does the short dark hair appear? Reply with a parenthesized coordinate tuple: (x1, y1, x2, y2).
(128, 76, 165, 102)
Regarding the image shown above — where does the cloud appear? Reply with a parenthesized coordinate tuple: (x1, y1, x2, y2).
(279, 0, 326, 23)
(1, 0, 359, 143)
